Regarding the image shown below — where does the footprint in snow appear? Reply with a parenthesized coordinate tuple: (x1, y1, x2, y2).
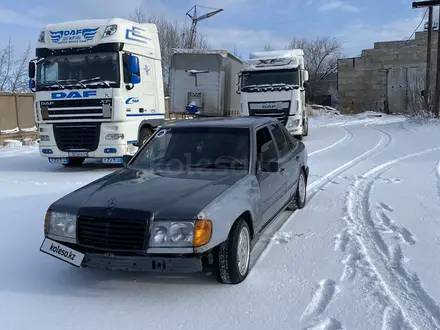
(305, 317, 343, 330)
(300, 279, 338, 323)
(377, 201, 393, 212)
(376, 212, 416, 246)
(271, 232, 304, 244)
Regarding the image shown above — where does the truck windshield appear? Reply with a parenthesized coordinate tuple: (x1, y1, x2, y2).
(241, 69, 299, 88)
(36, 52, 119, 90)
(131, 126, 250, 172)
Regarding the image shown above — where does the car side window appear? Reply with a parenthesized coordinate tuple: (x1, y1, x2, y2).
(269, 123, 289, 158)
(256, 126, 278, 164)
(280, 124, 297, 152)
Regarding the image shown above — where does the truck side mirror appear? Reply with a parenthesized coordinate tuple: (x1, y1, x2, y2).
(303, 70, 309, 82)
(128, 55, 141, 85)
(28, 61, 35, 79)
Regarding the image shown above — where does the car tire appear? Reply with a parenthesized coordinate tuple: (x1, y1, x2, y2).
(63, 157, 85, 167)
(216, 218, 251, 285)
(139, 126, 153, 146)
(286, 168, 307, 210)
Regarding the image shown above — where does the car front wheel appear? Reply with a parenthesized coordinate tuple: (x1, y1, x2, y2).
(216, 218, 251, 284)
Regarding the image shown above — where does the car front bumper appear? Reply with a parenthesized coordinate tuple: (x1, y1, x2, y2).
(82, 253, 203, 273)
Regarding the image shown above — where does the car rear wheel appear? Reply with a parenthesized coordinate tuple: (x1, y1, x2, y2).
(286, 168, 307, 210)
(216, 218, 251, 284)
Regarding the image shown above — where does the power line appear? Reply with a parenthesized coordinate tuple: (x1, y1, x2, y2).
(395, 8, 429, 52)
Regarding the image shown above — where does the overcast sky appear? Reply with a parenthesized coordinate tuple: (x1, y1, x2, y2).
(0, 0, 434, 59)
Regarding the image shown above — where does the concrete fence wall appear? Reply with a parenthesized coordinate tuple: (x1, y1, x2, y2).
(0, 92, 35, 131)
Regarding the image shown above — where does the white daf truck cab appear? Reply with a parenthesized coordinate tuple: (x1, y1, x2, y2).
(238, 49, 309, 139)
(28, 18, 165, 166)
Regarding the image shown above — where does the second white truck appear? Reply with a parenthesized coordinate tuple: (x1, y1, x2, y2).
(238, 49, 309, 139)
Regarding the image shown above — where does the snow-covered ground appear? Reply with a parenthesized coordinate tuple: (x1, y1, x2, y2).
(1, 113, 440, 330)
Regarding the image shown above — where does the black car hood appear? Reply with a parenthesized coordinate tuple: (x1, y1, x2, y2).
(51, 167, 246, 220)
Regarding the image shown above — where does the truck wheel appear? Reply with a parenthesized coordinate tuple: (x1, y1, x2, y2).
(286, 168, 307, 210)
(303, 118, 309, 137)
(139, 126, 153, 146)
(294, 135, 303, 140)
(63, 157, 85, 167)
(216, 218, 251, 284)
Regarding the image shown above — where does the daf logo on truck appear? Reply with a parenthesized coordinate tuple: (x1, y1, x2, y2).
(262, 104, 277, 109)
(51, 91, 97, 99)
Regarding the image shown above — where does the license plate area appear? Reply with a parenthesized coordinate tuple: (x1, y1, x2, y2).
(68, 151, 88, 157)
(40, 237, 85, 267)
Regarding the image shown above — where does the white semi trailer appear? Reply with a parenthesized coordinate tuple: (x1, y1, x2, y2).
(169, 49, 243, 117)
(28, 18, 165, 166)
(238, 49, 309, 139)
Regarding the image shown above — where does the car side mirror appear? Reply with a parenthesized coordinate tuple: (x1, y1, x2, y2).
(262, 161, 279, 172)
(303, 81, 309, 88)
(123, 154, 133, 165)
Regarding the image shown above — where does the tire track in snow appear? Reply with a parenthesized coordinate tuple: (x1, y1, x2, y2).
(436, 161, 440, 198)
(307, 126, 393, 201)
(308, 127, 353, 157)
(339, 147, 440, 329)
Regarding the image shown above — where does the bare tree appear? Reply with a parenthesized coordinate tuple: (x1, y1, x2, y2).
(263, 44, 274, 51)
(232, 45, 242, 59)
(328, 84, 339, 109)
(287, 36, 343, 102)
(129, 7, 211, 94)
(0, 38, 31, 93)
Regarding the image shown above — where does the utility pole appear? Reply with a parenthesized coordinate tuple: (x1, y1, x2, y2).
(413, 0, 440, 117)
(425, 6, 433, 110)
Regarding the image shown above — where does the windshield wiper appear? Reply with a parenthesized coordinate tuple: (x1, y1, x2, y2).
(80, 77, 111, 88)
(56, 79, 87, 88)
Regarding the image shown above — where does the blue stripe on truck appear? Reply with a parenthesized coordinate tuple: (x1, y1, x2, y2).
(126, 113, 165, 117)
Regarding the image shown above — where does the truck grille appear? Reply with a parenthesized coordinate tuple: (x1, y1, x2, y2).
(248, 101, 291, 125)
(53, 123, 100, 152)
(40, 98, 112, 121)
(77, 216, 148, 251)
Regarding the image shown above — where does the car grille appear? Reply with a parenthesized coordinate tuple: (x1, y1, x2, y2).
(53, 123, 100, 152)
(248, 101, 291, 125)
(77, 216, 148, 251)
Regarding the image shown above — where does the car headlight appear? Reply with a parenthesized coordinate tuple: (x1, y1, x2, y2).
(44, 211, 77, 239)
(149, 220, 212, 248)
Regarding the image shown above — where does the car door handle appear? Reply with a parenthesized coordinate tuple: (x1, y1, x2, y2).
(279, 167, 285, 173)
(295, 155, 299, 161)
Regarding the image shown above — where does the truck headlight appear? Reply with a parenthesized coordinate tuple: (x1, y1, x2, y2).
(287, 119, 300, 129)
(45, 211, 77, 239)
(149, 220, 212, 248)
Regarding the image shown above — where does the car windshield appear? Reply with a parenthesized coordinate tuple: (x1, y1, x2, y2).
(131, 126, 251, 172)
(241, 69, 299, 88)
(36, 52, 119, 90)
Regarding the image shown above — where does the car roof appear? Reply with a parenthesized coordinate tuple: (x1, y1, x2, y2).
(163, 116, 279, 129)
